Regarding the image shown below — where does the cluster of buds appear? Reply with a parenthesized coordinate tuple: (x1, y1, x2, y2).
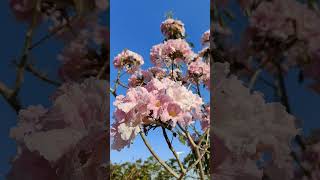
(160, 18, 185, 39)
(113, 49, 144, 74)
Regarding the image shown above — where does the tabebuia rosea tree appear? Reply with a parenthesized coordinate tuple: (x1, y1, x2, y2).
(212, 0, 320, 179)
(4, 0, 109, 179)
(110, 16, 211, 179)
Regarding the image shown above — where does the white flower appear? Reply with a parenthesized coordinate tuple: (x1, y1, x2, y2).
(118, 123, 140, 141)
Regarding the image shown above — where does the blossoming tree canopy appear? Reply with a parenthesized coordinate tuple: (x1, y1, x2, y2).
(212, 0, 320, 179)
(110, 17, 210, 179)
(6, 0, 109, 179)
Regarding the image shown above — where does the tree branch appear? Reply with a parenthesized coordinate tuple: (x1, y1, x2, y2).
(22, 63, 61, 86)
(178, 124, 205, 180)
(139, 131, 179, 178)
(161, 127, 186, 174)
(178, 144, 209, 180)
(0, 81, 21, 112)
(12, 0, 40, 97)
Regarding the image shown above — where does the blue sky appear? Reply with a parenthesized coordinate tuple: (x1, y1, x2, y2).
(110, 0, 210, 163)
(0, 1, 62, 177)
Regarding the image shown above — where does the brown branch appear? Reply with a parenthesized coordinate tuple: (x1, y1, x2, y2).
(27, 64, 61, 86)
(0, 82, 21, 112)
(178, 124, 206, 180)
(21, 62, 61, 86)
(12, 0, 40, 97)
(178, 144, 209, 180)
(29, 16, 79, 51)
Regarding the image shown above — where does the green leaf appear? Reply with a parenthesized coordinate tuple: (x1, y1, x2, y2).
(178, 134, 186, 145)
(165, 11, 174, 19)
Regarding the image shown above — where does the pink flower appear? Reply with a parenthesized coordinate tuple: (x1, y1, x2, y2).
(128, 72, 143, 87)
(162, 103, 183, 124)
(9, 0, 35, 22)
(146, 67, 167, 80)
(160, 18, 185, 39)
(111, 121, 141, 151)
(150, 39, 195, 67)
(187, 59, 210, 86)
(8, 78, 108, 179)
(111, 77, 204, 151)
(58, 29, 108, 82)
(12, 78, 106, 156)
(113, 49, 144, 73)
(128, 67, 167, 87)
(201, 30, 210, 47)
(10, 105, 48, 142)
(7, 149, 58, 180)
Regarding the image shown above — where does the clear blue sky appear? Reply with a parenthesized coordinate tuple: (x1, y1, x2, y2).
(110, 0, 210, 163)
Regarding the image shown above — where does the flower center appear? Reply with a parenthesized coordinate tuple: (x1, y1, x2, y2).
(156, 101, 161, 107)
(169, 111, 177, 117)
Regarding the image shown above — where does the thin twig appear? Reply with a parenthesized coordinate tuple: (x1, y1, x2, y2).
(12, 0, 40, 97)
(97, 61, 108, 79)
(139, 132, 179, 178)
(0, 82, 21, 112)
(24, 63, 61, 86)
(161, 127, 186, 174)
(178, 144, 209, 180)
(28, 16, 77, 50)
(111, 70, 122, 96)
(178, 124, 206, 180)
(249, 69, 262, 90)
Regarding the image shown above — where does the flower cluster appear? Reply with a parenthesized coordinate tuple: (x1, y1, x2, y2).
(212, 62, 299, 179)
(10, 0, 108, 24)
(201, 30, 210, 47)
(187, 59, 210, 87)
(9, 0, 110, 83)
(215, 0, 320, 95)
(9, 0, 34, 22)
(7, 78, 108, 179)
(245, 0, 320, 85)
(113, 49, 144, 74)
(110, 17, 210, 178)
(160, 18, 185, 39)
(58, 22, 109, 81)
(150, 39, 195, 67)
(111, 77, 204, 151)
(111, 18, 210, 153)
(6, 0, 109, 179)
(128, 67, 167, 87)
